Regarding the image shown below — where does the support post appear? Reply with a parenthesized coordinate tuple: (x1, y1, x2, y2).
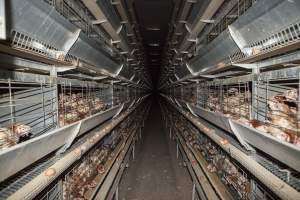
(192, 183, 196, 200)
(115, 186, 119, 200)
(176, 143, 179, 159)
(132, 143, 135, 160)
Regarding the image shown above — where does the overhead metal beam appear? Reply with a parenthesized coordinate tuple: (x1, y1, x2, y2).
(81, 0, 129, 52)
(179, 0, 224, 52)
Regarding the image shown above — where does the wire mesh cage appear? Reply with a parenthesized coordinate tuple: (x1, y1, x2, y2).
(230, 19, 300, 62)
(182, 83, 197, 105)
(221, 81, 251, 120)
(252, 74, 300, 146)
(0, 79, 57, 151)
(62, 115, 135, 200)
(11, 30, 77, 64)
(62, 143, 111, 200)
(44, 0, 109, 45)
(58, 80, 112, 127)
(175, 116, 253, 200)
(40, 181, 63, 200)
(193, 79, 252, 121)
(113, 84, 130, 106)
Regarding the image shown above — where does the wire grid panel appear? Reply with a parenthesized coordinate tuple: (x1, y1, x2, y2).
(58, 80, 112, 127)
(40, 181, 63, 200)
(230, 19, 300, 62)
(176, 116, 253, 199)
(196, 82, 209, 109)
(194, 79, 252, 119)
(182, 83, 197, 105)
(11, 30, 76, 64)
(0, 79, 57, 150)
(45, 0, 108, 44)
(221, 81, 251, 120)
(252, 74, 299, 145)
(113, 84, 128, 106)
(205, 0, 257, 44)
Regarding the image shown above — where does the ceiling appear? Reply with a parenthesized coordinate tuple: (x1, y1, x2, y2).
(132, 0, 174, 85)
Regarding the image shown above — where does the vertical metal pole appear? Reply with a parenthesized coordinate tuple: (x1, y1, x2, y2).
(252, 67, 259, 120)
(132, 143, 135, 160)
(0, 0, 6, 40)
(115, 186, 119, 200)
(111, 81, 114, 108)
(59, 180, 64, 200)
(139, 127, 142, 140)
(51, 66, 59, 128)
(192, 183, 196, 200)
(8, 79, 15, 128)
(176, 143, 179, 159)
(41, 83, 46, 127)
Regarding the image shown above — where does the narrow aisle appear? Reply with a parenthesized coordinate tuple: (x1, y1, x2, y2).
(119, 99, 192, 200)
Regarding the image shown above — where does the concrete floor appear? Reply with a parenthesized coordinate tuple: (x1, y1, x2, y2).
(119, 99, 193, 200)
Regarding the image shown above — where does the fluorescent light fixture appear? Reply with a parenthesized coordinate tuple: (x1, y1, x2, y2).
(146, 27, 160, 31)
(148, 43, 160, 47)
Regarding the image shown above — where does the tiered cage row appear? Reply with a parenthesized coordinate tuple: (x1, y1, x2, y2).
(163, 68, 300, 195)
(0, 78, 57, 151)
(36, 105, 145, 200)
(164, 104, 277, 200)
(58, 80, 112, 127)
(0, 75, 136, 152)
(176, 68, 300, 147)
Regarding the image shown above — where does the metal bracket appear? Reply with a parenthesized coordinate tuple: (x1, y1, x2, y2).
(57, 122, 82, 154)
(62, 29, 81, 54)
(116, 25, 123, 35)
(171, 48, 178, 54)
(187, 37, 198, 44)
(115, 63, 124, 77)
(186, 103, 198, 117)
(130, 48, 137, 55)
(174, 99, 182, 108)
(185, 24, 192, 33)
(228, 25, 248, 51)
(200, 19, 215, 23)
(113, 104, 124, 119)
(92, 19, 107, 25)
(130, 74, 135, 81)
(110, 0, 121, 5)
(181, 51, 189, 54)
(185, 62, 196, 75)
(111, 39, 121, 44)
(229, 119, 256, 152)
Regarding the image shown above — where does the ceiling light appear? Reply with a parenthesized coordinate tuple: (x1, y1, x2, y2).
(148, 43, 160, 47)
(146, 27, 161, 31)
